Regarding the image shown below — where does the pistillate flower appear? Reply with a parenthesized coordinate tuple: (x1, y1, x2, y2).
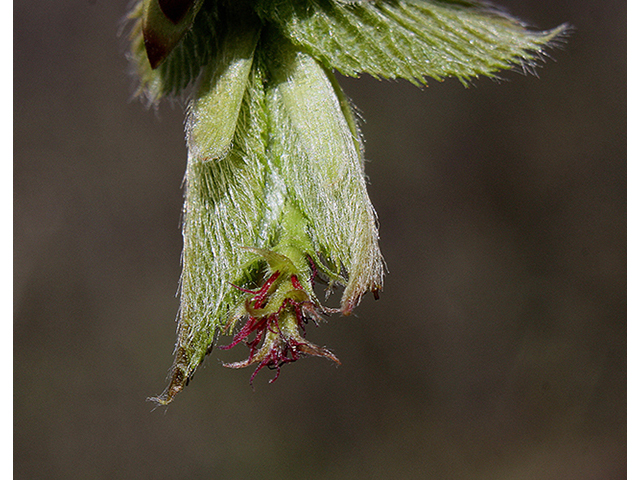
(220, 248, 341, 386)
(127, 0, 566, 404)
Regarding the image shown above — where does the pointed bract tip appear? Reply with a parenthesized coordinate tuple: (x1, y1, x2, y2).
(158, 0, 195, 25)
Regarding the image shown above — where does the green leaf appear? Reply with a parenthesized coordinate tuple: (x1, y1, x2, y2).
(186, 25, 261, 160)
(257, 0, 567, 85)
(263, 39, 384, 312)
(154, 34, 268, 405)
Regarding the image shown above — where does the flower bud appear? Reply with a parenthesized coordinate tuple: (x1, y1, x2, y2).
(127, 0, 567, 404)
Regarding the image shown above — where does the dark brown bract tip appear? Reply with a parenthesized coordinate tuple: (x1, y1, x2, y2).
(149, 347, 191, 405)
(143, 27, 171, 70)
(159, 0, 195, 25)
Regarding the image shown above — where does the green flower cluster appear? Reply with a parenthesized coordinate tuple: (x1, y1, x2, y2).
(127, 0, 565, 404)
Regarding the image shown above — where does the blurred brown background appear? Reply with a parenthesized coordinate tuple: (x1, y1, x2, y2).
(14, 1, 625, 479)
